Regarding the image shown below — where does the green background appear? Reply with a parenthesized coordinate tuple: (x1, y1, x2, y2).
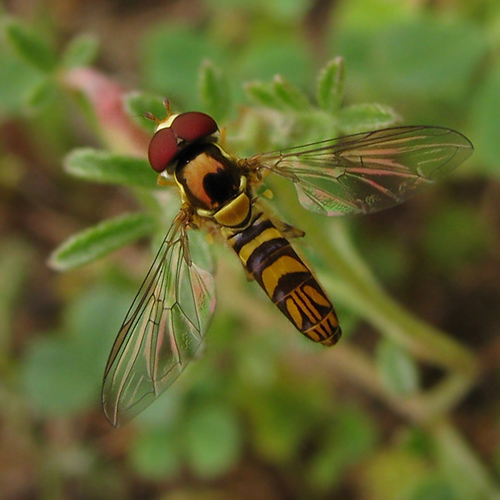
(0, 0, 499, 499)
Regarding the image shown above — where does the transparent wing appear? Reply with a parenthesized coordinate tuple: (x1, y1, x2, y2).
(102, 210, 216, 427)
(253, 126, 473, 216)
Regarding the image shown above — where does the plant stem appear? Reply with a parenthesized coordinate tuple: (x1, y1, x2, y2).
(431, 418, 500, 500)
(277, 179, 478, 379)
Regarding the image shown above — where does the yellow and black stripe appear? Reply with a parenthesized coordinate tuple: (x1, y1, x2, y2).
(228, 213, 341, 346)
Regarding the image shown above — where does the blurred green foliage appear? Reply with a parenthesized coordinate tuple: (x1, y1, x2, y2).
(0, 0, 499, 499)
(21, 285, 130, 416)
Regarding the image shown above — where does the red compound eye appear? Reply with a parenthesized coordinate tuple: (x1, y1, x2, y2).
(171, 112, 218, 142)
(148, 127, 178, 172)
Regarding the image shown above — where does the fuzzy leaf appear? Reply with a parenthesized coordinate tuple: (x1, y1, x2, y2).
(338, 103, 399, 134)
(61, 34, 99, 69)
(124, 91, 166, 133)
(245, 81, 285, 110)
(317, 57, 345, 113)
(272, 74, 311, 111)
(4, 19, 58, 73)
(199, 59, 231, 122)
(25, 78, 58, 112)
(49, 213, 155, 271)
(64, 148, 155, 188)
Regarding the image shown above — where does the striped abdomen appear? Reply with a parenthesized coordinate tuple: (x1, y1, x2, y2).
(228, 214, 341, 346)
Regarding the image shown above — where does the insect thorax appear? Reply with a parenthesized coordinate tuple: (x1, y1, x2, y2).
(175, 142, 252, 228)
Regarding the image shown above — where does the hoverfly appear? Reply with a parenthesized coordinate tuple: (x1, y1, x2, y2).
(102, 103, 473, 426)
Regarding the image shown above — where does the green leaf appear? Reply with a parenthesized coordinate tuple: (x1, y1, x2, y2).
(4, 19, 58, 73)
(374, 18, 487, 101)
(238, 34, 313, 90)
(272, 74, 311, 111)
(317, 57, 345, 113)
(198, 59, 231, 122)
(25, 78, 58, 112)
(66, 285, 134, 344)
(250, 388, 312, 462)
(471, 66, 500, 174)
(338, 103, 399, 134)
(64, 148, 156, 188)
(141, 25, 224, 106)
(409, 478, 457, 500)
(123, 91, 166, 133)
(130, 427, 180, 479)
(245, 80, 284, 110)
(61, 33, 99, 69)
(376, 339, 419, 396)
(184, 403, 242, 477)
(21, 285, 132, 417)
(0, 38, 45, 116)
(362, 448, 429, 500)
(22, 335, 96, 415)
(333, 16, 487, 102)
(49, 213, 155, 271)
(307, 406, 378, 491)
